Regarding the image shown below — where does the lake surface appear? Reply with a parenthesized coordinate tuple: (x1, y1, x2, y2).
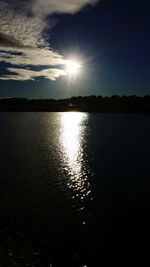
(0, 112, 150, 266)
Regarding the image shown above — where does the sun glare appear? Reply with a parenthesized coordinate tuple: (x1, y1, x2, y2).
(66, 59, 81, 75)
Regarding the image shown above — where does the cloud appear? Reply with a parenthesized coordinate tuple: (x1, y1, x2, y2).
(0, 0, 99, 81)
(0, 67, 66, 81)
(0, 47, 66, 66)
(32, 0, 99, 17)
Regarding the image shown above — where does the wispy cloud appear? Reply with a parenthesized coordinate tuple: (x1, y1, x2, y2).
(32, 0, 99, 17)
(0, 67, 66, 81)
(0, 0, 99, 81)
(0, 47, 65, 66)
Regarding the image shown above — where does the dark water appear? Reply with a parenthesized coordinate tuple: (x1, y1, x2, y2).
(0, 112, 150, 266)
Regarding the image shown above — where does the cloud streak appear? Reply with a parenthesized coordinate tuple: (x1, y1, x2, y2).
(0, 67, 66, 81)
(0, 0, 99, 81)
(32, 0, 99, 17)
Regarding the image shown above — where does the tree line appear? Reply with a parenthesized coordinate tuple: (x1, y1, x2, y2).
(0, 95, 150, 112)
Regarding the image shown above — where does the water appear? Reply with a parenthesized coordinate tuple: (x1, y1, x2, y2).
(0, 112, 150, 266)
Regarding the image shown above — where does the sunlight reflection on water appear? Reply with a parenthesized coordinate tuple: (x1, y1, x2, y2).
(59, 112, 91, 200)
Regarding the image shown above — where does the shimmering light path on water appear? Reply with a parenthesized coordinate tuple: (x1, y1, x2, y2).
(59, 112, 91, 200)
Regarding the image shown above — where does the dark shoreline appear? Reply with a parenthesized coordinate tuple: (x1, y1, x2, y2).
(0, 95, 150, 113)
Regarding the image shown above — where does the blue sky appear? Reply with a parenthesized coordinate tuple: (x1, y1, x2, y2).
(0, 0, 150, 99)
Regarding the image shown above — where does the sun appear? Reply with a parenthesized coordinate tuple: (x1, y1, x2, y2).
(66, 59, 81, 75)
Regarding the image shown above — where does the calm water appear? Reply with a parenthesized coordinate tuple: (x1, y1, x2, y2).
(0, 112, 150, 266)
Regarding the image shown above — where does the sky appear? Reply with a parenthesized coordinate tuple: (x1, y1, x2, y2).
(0, 0, 150, 99)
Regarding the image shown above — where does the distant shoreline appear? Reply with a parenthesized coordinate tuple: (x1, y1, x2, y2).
(0, 95, 150, 113)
